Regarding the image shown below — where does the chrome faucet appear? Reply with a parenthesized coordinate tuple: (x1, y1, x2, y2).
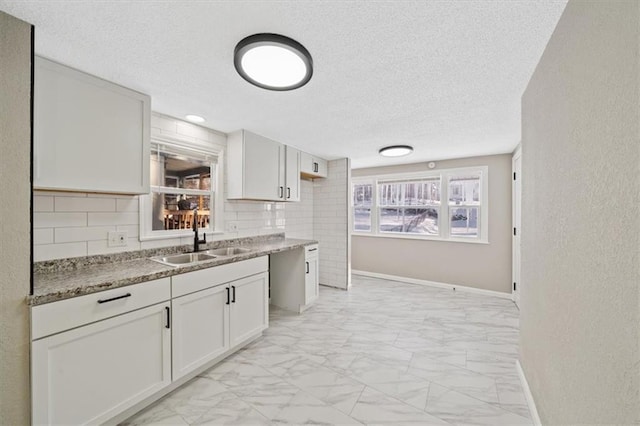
(193, 208, 206, 252)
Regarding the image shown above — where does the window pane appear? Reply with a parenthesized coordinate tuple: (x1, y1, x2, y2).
(450, 207, 478, 237)
(379, 179, 440, 206)
(379, 207, 438, 235)
(152, 151, 211, 190)
(354, 207, 371, 231)
(353, 184, 372, 207)
(449, 175, 480, 205)
(152, 193, 211, 231)
(379, 183, 402, 206)
(404, 180, 440, 205)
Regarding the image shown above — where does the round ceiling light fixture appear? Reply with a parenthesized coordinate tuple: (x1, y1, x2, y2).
(378, 145, 414, 157)
(234, 33, 313, 91)
(185, 114, 205, 123)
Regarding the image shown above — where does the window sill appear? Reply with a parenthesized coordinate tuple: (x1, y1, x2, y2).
(351, 232, 489, 245)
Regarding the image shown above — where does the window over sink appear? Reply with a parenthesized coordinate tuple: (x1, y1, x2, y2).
(140, 136, 223, 240)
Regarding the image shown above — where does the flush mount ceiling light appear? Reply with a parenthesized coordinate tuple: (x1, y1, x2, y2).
(379, 145, 414, 157)
(185, 114, 205, 123)
(234, 33, 313, 91)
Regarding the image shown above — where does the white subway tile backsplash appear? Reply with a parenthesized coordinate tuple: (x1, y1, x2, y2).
(116, 224, 139, 238)
(87, 238, 141, 256)
(140, 238, 181, 250)
(151, 114, 178, 133)
(33, 228, 54, 245)
(35, 242, 87, 261)
(34, 212, 87, 228)
(176, 122, 213, 142)
(116, 198, 139, 212)
(55, 226, 115, 243)
(88, 212, 138, 226)
(34, 196, 54, 212)
(54, 196, 116, 212)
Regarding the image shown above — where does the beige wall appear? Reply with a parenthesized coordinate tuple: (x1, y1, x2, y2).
(0, 10, 32, 424)
(352, 154, 512, 293)
(519, 1, 639, 424)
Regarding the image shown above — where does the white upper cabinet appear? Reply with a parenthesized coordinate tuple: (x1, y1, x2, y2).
(34, 57, 150, 194)
(300, 151, 328, 178)
(227, 129, 300, 202)
(285, 146, 300, 202)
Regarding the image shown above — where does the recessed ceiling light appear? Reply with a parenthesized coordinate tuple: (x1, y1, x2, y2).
(234, 33, 313, 91)
(185, 114, 205, 123)
(379, 145, 414, 157)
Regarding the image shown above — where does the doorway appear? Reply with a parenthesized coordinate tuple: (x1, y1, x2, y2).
(512, 147, 522, 307)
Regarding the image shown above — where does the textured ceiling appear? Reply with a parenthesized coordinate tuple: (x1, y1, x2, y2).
(0, 0, 567, 168)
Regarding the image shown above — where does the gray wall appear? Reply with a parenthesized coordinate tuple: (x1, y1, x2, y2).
(352, 154, 512, 293)
(519, 1, 639, 424)
(0, 10, 32, 425)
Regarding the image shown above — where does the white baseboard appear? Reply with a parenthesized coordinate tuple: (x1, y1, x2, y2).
(351, 270, 512, 299)
(516, 360, 542, 426)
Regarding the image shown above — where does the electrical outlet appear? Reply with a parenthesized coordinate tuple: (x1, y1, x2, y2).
(108, 231, 128, 247)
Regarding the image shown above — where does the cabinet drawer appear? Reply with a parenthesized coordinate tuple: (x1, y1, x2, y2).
(31, 278, 170, 340)
(305, 244, 319, 259)
(172, 256, 269, 297)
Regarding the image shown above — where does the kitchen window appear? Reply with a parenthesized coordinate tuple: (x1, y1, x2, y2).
(352, 166, 488, 243)
(140, 137, 223, 240)
(353, 183, 373, 231)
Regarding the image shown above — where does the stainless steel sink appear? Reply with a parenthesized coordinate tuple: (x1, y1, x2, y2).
(150, 252, 217, 267)
(204, 247, 252, 257)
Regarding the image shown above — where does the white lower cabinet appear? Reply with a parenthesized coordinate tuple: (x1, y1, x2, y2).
(31, 302, 171, 426)
(171, 270, 269, 380)
(270, 244, 320, 313)
(304, 248, 319, 305)
(31, 257, 272, 425)
(171, 284, 230, 381)
(229, 273, 269, 347)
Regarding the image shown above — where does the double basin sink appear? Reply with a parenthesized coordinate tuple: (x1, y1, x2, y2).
(151, 247, 253, 267)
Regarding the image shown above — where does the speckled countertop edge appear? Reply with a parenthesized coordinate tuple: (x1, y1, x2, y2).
(30, 235, 318, 306)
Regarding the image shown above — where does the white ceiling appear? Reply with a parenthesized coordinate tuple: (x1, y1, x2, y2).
(0, 0, 567, 169)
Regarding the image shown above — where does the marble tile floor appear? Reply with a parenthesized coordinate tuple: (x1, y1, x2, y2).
(123, 275, 531, 426)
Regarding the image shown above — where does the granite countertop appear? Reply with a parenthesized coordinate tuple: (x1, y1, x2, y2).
(30, 236, 317, 306)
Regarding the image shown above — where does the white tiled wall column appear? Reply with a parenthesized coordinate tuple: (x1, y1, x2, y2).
(313, 158, 351, 290)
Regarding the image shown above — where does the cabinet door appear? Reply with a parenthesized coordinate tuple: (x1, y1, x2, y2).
(285, 146, 300, 202)
(305, 257, 319, 304)
(172, 285, 230, 380)
(229, 272, 269, 348)
(34, 57, 150, 194)
(32, 302, 171, 426)
(242, 131, 285, 201)
(299, 151, 313, 175)
(315, 158, 328, 178)
(299, 151, 328, 178)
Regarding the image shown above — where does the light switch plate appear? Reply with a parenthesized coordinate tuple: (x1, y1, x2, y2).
(108, 231, 128, 247)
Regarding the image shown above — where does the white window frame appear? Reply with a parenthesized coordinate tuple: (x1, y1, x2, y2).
(351, 166, 489, 244)
(139, 135, 225, 241)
